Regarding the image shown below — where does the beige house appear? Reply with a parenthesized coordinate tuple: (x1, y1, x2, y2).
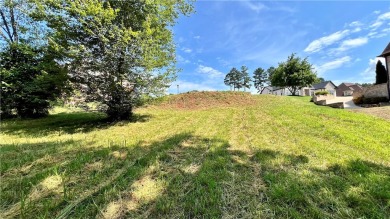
(310, 81, 337, 96)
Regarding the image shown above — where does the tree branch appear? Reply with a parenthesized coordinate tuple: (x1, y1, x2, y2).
(9, 6, 18, 43)
(0, 29, 11, 43)
(0, 9, 14, 42)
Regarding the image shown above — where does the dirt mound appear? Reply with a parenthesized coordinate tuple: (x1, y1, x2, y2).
(155, 91, 256, 110)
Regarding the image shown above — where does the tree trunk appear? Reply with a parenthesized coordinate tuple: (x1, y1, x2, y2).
(106, 101, 132, 120)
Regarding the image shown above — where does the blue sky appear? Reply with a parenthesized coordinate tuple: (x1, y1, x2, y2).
(169, 0, 390, 93)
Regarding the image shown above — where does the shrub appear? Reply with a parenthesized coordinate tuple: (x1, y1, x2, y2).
(353, 95, 364, 104)
(362, 97, 389, 104)
(315, 91, 329, 96)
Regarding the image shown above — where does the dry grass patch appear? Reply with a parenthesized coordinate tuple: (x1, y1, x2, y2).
(352, 106, 390, 121)
(154, 91, 256, 110)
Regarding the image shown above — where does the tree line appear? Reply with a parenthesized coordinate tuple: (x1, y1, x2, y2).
(224, 53, 319, 95)
(1, 0, 194, 120)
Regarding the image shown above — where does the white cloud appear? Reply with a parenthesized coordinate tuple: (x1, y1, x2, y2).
(367, 30, 389, 39)
(216, 57, 231, 67)
(360, 57, 386, 83)
(352, 27, 362, 33)
(341, 37, 368, 47)
(370, 21, 383, 29)
(314, 56, 352, 76)
(182, 47, 192, 53)
(367, 31, 377, 37)
(370, 11, 390, 30)
(349, 21, 363, 27)
(378, 11, 390, 20)
(241, 1, 268, 13)
(194, 36, 200, 39)
(176, 55, 190, 64)
(333, 37, 368, 53)
(304, 30, 350, 53)
(373, 10, 381, 14)
(196, 65, 224, 79)
(382, 27, 390, 33)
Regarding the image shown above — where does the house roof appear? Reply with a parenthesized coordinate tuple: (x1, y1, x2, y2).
(271, 86, 281, 91)
(378, 42, 390, 57)
(342, 83, 355, 87)
(260, 86, 273, 93)
(335, 83, 363, 93)
(312, 81, 336, 90)
(349, 84, 363, 92)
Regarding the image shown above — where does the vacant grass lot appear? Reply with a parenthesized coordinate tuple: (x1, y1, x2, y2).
(1, 93, 389, 218)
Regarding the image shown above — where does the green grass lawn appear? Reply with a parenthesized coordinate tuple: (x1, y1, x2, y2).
(1, 94, 389, 218)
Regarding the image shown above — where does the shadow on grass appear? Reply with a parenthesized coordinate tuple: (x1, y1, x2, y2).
(1, 133, 389, 218)
(252, 151, 390, 218)
(1, 111, 152, 136)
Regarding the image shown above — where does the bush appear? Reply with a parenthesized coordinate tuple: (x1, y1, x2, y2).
(353, 95, 364, 104)
(315, 91, 329, 96)
(362, 97, 389, 104)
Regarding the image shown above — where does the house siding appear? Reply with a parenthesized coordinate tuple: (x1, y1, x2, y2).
(260, 87, 273, 94)
(335, 83, 363, 96)
(336, 84, 349, 96)
(324, 83, 336, 96)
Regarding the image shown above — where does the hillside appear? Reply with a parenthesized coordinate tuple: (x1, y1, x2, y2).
(1, 93, 389, 218)
(152, 91, 256, 109)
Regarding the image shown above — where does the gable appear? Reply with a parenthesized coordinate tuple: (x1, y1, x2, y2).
(312, 81, 337, 90)
(378, 42, 390, 57)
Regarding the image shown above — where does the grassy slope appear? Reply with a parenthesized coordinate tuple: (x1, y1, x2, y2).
(1, 93, 389, 218)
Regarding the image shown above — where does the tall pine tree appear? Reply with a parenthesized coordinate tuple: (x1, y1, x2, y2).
(253, 67, 268, 93)
(240, 66, 251, 92)
(224, 67, 241, 91)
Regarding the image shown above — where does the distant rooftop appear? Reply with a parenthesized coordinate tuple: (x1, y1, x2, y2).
(312, 81, 334, 90)
(378, 42, 390, 57)
(342, 83, 355, 86)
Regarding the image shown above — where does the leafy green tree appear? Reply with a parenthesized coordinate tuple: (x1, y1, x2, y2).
(270, 53, 317, 96)
(0, 0, 68, 118)
(224, 68, 235, 91)
(1, 43, 68, 118)
(240, 66, 251, 91)
(267, 66, 276, 82)
(375, 60, 388, 84)
(33, 0, 194, 120)
(224, 67, 241, 91)
(358, 83, 373, 87)
(253, 67, 268, 93)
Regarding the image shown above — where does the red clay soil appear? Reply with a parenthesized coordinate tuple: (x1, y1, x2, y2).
(154, 91, 256, 110)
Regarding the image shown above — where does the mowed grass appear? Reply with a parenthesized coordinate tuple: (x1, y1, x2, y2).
(1, 92, 389, 218)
